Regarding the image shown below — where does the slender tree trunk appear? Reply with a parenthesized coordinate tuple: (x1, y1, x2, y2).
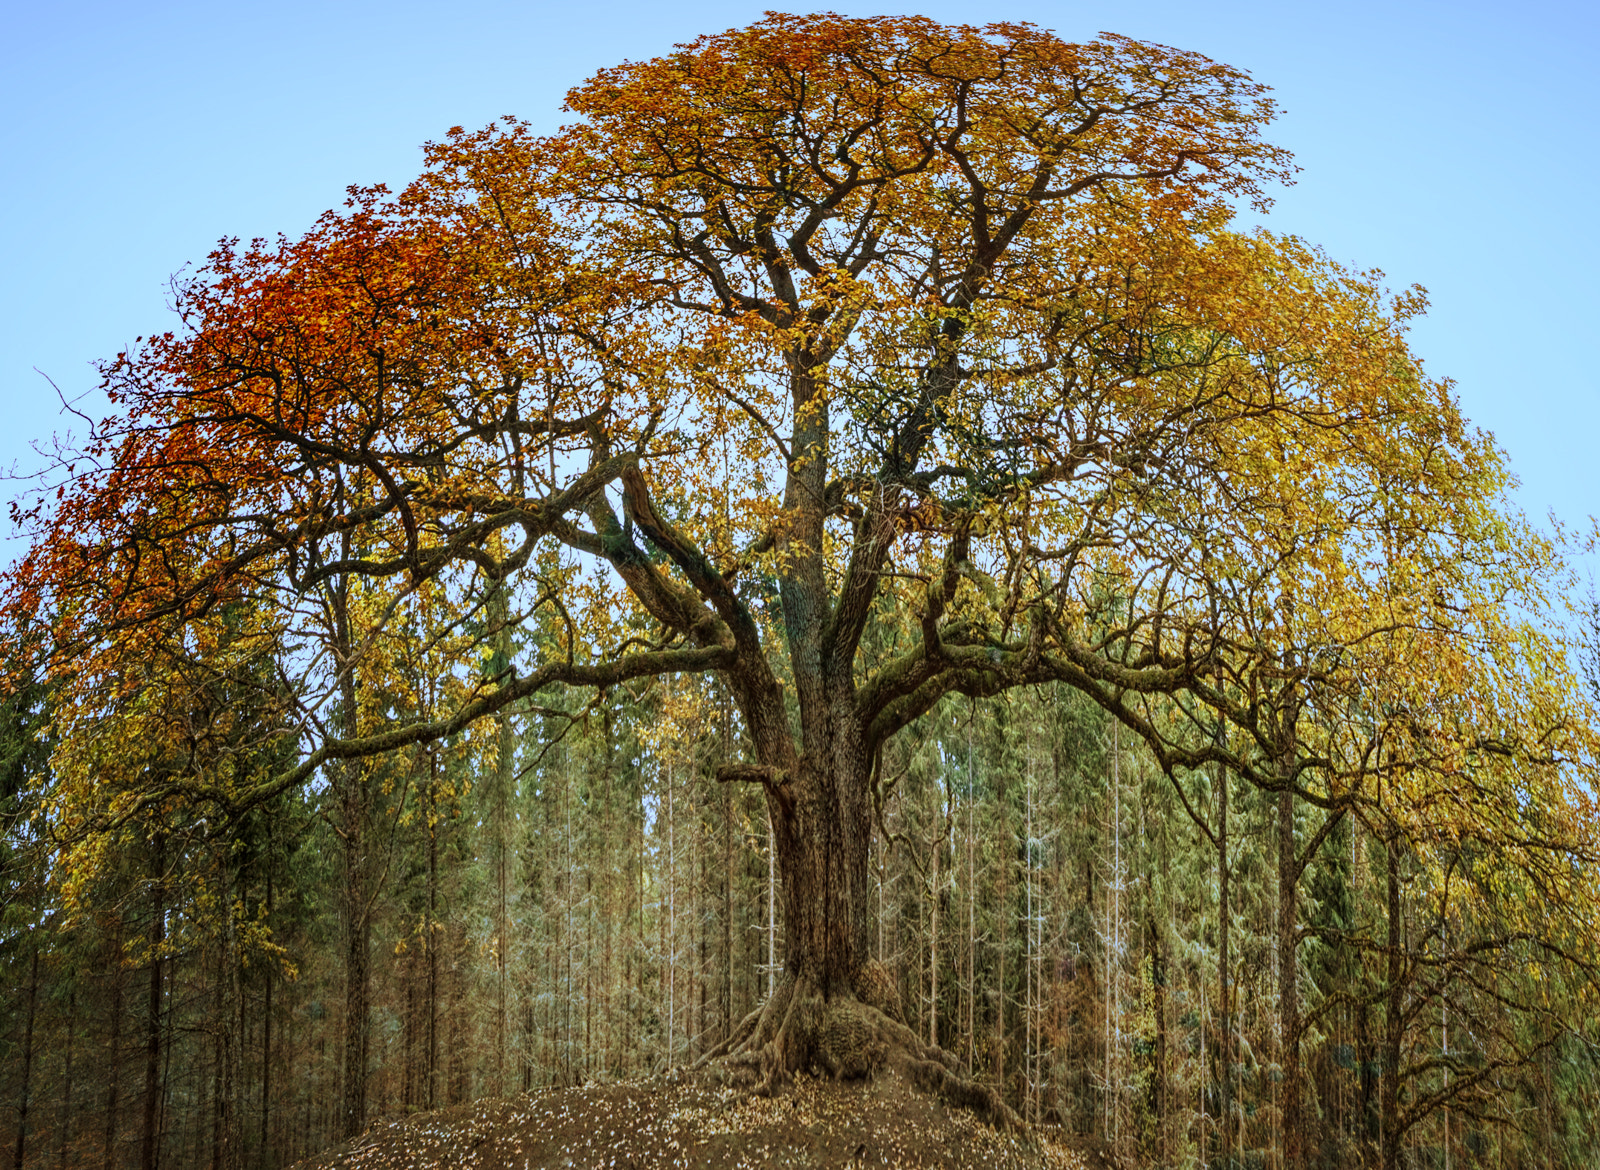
(216, 865, 243, 1170)
(966, 735, 976, 1066)
(666, 755, 676, 1063)
(994, 767, 1010, 1094)
(1381, 836, 1404, 1170)
(1218, 761, 1232, 1169)
(104, 919, 125, 1167)
(261, 858, 274, 1170)
(1278, 785, 1303, 1170)
(58, 987, 75, 1168)
(1359, 997, 1376, 1164)
(11, 947, 39, 1170)
(723, 749, 734, 1045)
(491, 585, 513, 1096)
(210, 981, 222, 1170)
(142, 840, 166, 1170)
(929, 812, 940, 1048)
(427, 755, 439, 1110)
(331, 547, 369, 1140)
(340, 755, 369, 1138)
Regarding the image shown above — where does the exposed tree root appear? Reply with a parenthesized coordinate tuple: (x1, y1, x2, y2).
(697, 962, 1024, 1135)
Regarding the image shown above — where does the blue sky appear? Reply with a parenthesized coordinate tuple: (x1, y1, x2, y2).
(4, 0, 1595, 563)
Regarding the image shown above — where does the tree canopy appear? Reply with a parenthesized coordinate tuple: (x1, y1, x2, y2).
(5, 13, 1598, 1163)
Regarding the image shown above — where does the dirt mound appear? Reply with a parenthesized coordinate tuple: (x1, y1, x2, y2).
(292, 1069, 1092, 1169)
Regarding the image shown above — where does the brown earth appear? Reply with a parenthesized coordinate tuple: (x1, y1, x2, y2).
(291, 1069, 1100, 1169)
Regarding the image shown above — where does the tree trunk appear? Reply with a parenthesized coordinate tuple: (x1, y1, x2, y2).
(340, 755, 369, 1139)
(427, 753, 439, 1110)
(215, 866, 243, 1170)
(1278, 785, 1304, 1170)
(104, 919, 125, 1167)
(11, 947, 38, 1170)
(261, 856, 274, 1169)
(58, 987, 75, 1168)
(1218, 761, 1232, 1168)
(332, 536, 369, 1141)
(1381, 836, 1404, 1170)
(765, 747, 873, 996)
(142, 840, 166, 1170)
(490, 584, 513, 1097)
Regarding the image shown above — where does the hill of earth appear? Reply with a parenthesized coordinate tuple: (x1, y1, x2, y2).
(290, 1071, 1097, 1169)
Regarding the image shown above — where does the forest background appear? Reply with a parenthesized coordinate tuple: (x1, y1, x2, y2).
(4, 4, 1600, 1170)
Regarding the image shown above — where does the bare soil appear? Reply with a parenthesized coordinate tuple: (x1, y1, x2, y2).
(291, 1069, 1096, 1169)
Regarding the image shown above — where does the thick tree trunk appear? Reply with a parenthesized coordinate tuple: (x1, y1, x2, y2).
(765, 747, 872, 996)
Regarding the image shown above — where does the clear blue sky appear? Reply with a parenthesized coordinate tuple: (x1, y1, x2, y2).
(4, 0, 1595, 563)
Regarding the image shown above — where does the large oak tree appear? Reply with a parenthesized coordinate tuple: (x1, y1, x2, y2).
(9, 13, 1595, 1146)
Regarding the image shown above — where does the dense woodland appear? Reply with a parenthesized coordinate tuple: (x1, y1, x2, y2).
(4, 13, 1600, 1170)
(5, 668, 1600, 1168)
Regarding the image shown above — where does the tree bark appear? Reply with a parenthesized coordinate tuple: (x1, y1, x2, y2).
(261, 853, 274, 1168)
(11, 947, 38, 1170)
(57, 987, 75, 1168)
(490, 584, 513, 1097)
(1278, 785, 1304, 1170)
(334, 566, 370, 1141)
(142, 839, 165, 1170)
(764, 748, 873, 996)
(1381, 836, 1404, 1170)
(1218, 761, 1232, 1168)
(103, 918, 125, 1166)
(340, 758, 370, 1139)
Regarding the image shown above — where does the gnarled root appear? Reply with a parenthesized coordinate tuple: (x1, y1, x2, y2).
(701, 961, 1024, 1134)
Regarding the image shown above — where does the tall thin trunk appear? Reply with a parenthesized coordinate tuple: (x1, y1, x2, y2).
(211, 973, 223, 1170)
(333, 538, 369, 1140)
(666, 754, 676, 1063)
(58, 987, 75, 1168)
(965, 734, 976, 1064)
(427, 754, 439, 1110)
(142, 840, 166, 1170)
(215, 863, 243, 1170)
(1381, 836, 1404, 1170)
(994, 764, 1010, 1095)
(1107, 722, 1121, 1148)
(11, 947, 39, 1170)
(261, 856, 274, 1169)
(723, 736, 734, 1044)
(929, 808, 940, 1048)
(1278, 785, 1303, 1170)
(340, 755, 369, 1138)
(104, 918, 125, 1167)
(1218, 760, 1231, 1170)
(1026, 758, 1039, 1125)
(491, 585, 513, 1096)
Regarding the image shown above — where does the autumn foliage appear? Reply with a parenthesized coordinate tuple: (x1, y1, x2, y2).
(5, 13, 1599, 1167)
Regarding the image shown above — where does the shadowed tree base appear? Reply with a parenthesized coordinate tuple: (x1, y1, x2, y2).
(693, 962, 1023, 1134)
